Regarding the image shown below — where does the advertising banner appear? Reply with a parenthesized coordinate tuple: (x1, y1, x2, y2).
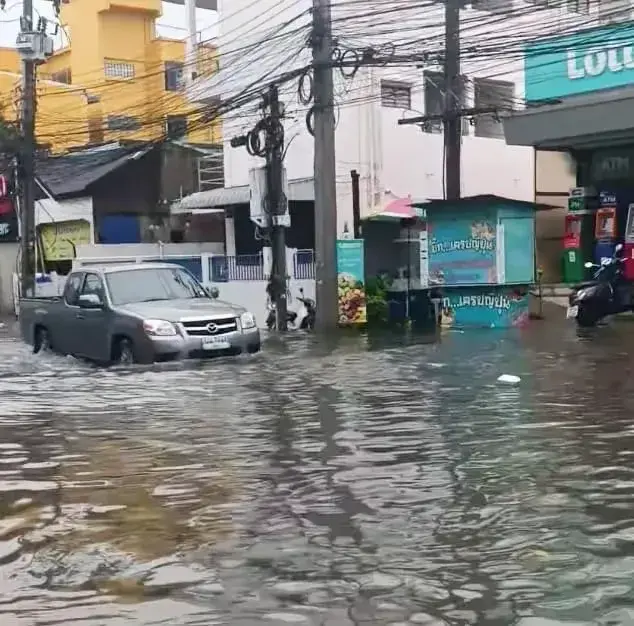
(336, 239, 367, 325)
(439, 287, 530, 329)
(429, 217, 497, 285)
(40, 219, 91, 261)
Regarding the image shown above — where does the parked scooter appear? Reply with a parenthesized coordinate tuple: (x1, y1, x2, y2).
(567, 243, 631, 327)
(266, 288, 315, 331)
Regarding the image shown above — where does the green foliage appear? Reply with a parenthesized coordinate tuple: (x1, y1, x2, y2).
(365, 274, 391, 326)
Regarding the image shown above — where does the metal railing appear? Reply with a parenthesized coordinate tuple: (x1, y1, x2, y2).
(210, 254, 264, 282)
(293, 249, 315, 279)
(209, 250, 316, 282)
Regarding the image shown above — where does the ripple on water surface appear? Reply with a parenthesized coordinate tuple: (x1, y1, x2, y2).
(0, 322, 634, 624)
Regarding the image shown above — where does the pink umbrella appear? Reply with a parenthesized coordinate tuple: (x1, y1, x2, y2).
(365, 193, 425, 221)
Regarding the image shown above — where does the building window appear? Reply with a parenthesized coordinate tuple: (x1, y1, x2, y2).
(164, 61, 184, 91)
(423, 71, 469, 135)
(473, 78, 514, 139)
(50, 67, 71, 84)
(598, 0, 633, 23)
(107, 115, 140, 132)
(380, 81, 411, 109)
(104, 59, 135, 80)
(166, 115, 187, 139)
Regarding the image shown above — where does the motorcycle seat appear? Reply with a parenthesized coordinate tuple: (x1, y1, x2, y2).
(572, 281, 598, 290)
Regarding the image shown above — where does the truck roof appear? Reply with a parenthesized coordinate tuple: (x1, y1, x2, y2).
(75, 262, 184, 274)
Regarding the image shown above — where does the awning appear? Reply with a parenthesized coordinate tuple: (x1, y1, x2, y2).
(171, 177, 315, 213)
(504, 87, 634, 151)
(363, 192, 427, 221)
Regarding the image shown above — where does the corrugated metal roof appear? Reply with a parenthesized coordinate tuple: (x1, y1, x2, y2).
(36, 146, 153, 198)
(171, 178, 315, 213)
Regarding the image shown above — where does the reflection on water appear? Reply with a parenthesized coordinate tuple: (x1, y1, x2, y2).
(2, 319, 634, 623)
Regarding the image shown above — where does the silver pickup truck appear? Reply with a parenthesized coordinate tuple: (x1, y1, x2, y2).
(19, 263, 261, 365)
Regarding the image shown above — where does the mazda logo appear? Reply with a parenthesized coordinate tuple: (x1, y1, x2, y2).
(206, 323, 218, 334)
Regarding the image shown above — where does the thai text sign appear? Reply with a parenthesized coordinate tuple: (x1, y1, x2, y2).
(40, 219, 91, 261)
(429, 218, 497, 285)
(440, 288, 530, 328)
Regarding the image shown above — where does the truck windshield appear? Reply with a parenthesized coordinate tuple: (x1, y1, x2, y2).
(106, 267, 208, 305)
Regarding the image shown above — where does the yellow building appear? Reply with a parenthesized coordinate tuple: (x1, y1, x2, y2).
(0, 0, 219, 153)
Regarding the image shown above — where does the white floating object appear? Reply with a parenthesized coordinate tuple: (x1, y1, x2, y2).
(497, 374, 521, 385)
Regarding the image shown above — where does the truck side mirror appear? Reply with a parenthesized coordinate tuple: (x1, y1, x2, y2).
(78, 293, 103, 308)
(208, 287, 219, 299)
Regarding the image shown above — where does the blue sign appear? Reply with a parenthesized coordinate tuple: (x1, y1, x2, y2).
(525, 23, 634, 101)
(429, 218, 497, 286)
(336, 239, 366, 324)
(440, 288, 530, 329)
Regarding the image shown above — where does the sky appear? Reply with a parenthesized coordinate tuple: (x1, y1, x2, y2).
(0, 1, 217, 47)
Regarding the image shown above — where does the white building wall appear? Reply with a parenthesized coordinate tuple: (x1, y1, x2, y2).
(191, 0, 597, 233)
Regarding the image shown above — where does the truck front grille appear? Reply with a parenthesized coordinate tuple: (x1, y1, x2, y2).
(181, 317, 238, 336)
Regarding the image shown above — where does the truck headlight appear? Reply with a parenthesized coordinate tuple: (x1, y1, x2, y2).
(240, 312, 256, 330)
(143, 319, 177, 336)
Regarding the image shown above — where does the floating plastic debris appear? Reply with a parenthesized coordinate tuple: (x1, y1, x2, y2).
(497, 374, 521, 385)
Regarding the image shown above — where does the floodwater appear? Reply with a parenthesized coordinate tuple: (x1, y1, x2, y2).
(2, 317, 634, 625)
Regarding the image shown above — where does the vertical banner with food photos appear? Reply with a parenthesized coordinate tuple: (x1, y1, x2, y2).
(336, 239, 367, 325)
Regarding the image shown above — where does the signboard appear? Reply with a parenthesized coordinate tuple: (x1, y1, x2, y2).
(419, 227, 429, 288)
(40, 219, 91, 261)
(524, 23, 634, 101)
(564, 214, 582, 249)
(0, 198, 19, 243)
(336, 239, 367, 325)
(595, 207, 617, 239)
(440, 288, 530, 328)
(429, 217, 497, 286)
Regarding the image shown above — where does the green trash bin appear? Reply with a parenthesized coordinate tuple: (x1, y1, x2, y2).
(562, 248, 584, 283)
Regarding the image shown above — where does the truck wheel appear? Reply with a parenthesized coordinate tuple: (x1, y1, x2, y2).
(34, 327, 51, 354)
(113, 337, 136, 365)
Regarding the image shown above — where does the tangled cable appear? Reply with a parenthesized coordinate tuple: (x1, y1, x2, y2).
(245, 115, 285, 157)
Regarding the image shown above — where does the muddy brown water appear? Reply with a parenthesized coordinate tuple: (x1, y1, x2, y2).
(1, 318, 634, 625)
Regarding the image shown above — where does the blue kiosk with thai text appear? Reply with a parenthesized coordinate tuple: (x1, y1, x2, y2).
(411, 195, 539, 329)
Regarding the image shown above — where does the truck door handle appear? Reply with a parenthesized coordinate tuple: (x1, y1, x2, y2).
(76, 313, 85, 320)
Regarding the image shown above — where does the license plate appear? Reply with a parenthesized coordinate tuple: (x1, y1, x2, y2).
(566, 306, 578, 319)
(202, 336, 231, 350)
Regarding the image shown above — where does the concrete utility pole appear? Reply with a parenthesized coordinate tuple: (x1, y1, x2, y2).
(397, 0, 467, 201)
(18, 0, 36, 297)
(265, 85, 289, 331)
(184, 0, 198, 84)
(443, 0, 461, 200)
(311, 0, 339, 331)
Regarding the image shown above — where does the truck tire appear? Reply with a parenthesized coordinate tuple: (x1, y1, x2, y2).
(33, 326, 51, 354)
(112, 337, 136, 365)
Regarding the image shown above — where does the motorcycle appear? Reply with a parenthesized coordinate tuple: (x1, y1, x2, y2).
(266, 288, 315, 331)
(567, 243, 632, 327)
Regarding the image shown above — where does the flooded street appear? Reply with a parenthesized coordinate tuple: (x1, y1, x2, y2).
(2, 318, 634, 625)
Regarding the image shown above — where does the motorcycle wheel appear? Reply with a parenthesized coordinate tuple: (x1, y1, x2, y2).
(576, 306, 599, 328)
